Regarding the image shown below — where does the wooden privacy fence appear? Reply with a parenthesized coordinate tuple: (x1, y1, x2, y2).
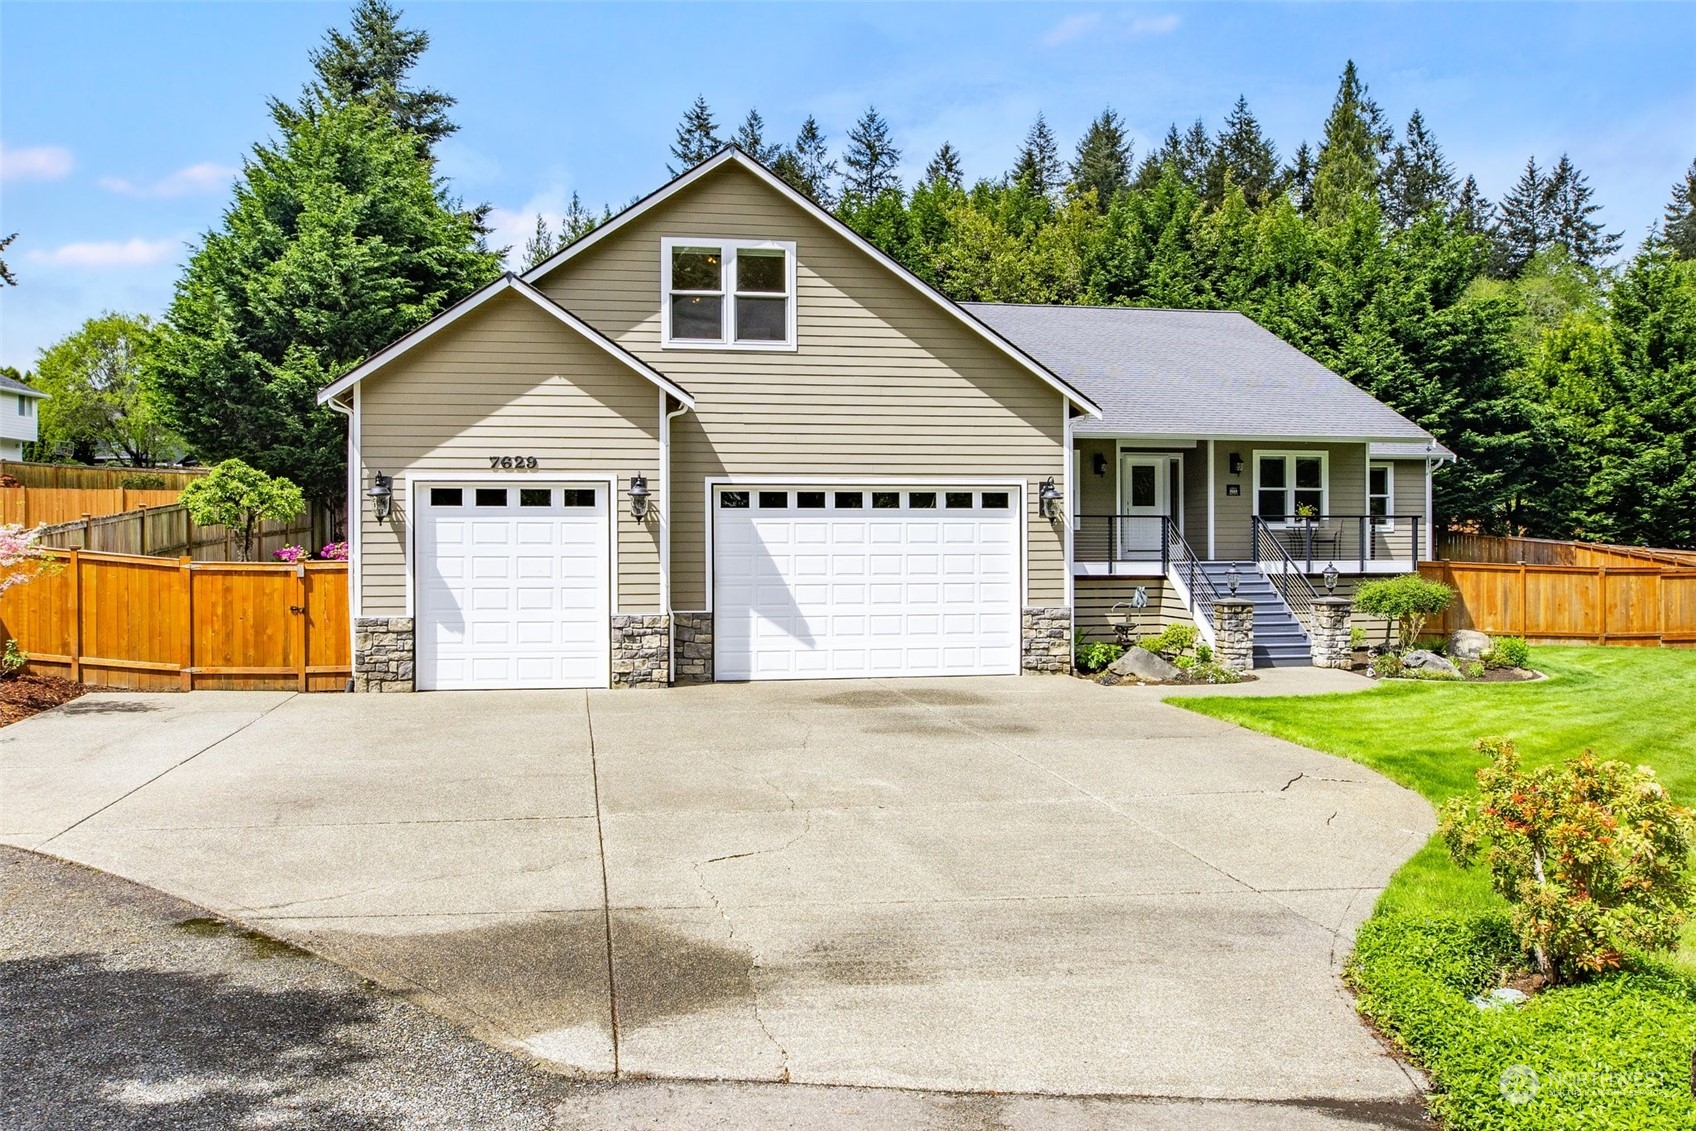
(1, 487, 182, 526)
(34, 502, 331, 562)
(0, 460, 208, 490)
(0, 550, 351, 691)
(1438, 531, 1696, 569)
(1419, 560, 1696, 647)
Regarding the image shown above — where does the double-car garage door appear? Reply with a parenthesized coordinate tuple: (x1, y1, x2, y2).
(414, 480, 1022, 688)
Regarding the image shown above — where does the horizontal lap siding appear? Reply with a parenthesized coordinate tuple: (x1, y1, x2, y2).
(1074, 578, 1186, 643)
(538, 165, 1066, 611)
(358, 291, 661, 615)
(1213, 442, 1368, 560)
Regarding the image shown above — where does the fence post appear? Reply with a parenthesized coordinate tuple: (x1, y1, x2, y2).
(1518, 562, 1528, 637)
(68, 549, 83, 685)
(82, 512, 93, 549)
(295, 563, 308, 692)
(1597, 567, 1608, 644)
(179, 556, 194, 691)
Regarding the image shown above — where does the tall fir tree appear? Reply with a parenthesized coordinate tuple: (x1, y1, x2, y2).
(1068, 108, 1131, 208)
(1493, 157, 1553, 277)
(1310, 61, 1391, 224)
(1546, 154, 1623, 268)
(522, 214, 555, 269)
(1285, 141, 1317, 213)
(732, 108, 782, 165)
(1662, 157, 1696, 259)
(1133, 120, 1210, 191)
(287, 0, 457, 153)
(770, 116, 837, 206)
(560, 191, 600, 243)
(1380, 110, 1457, 227)
(841, 105, 901, 200)
(1011, 112, 1063, 197)
(924, 142, 965, 189)
(1204, 96, 1279, 206)
(1455, 174, 1494, 237)
(669, 95, 722, 175)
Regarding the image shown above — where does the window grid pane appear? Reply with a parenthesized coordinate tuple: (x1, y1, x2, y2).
(671, 294, 723, 339)
(561, 489, 596, 507)
(734, 295, 786, 341)
(671, 247, 722, 291)
(474, 488, 507, 507)
(736, 249, 786, 293)
(758, 491, 789, 509)
(430, 488, 463, 507)
(519, 488, 551, 507)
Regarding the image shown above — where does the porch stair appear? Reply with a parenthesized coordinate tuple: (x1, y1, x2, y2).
(1195, 561, 1312, 667)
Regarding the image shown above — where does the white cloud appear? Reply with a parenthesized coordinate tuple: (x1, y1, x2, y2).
(1042, 13, 1102, 47)
(1126, 14, 1181, 38)
(29, 238, 177, 269)
(0, 143, 74, 182)
(99, 162, 237, 198)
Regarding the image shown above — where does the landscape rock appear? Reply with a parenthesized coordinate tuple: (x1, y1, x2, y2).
(1401, 649, 1459, 676)
(1107, 646, 1183, 683)
(1447, 629, 1493, 662)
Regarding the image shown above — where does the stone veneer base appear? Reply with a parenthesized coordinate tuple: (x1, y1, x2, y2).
(354, 617, 414, 692)
(1021, 606, 1073, 674)
(673, 611, 714, 684)
(611, 614, 670, 689)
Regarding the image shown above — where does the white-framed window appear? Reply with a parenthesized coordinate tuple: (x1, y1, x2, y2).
(1368, 462, 1394, 528)
(1253, 451, 1328, 522)
(17, 395, 33, 416)
(661, 237, 797, 350)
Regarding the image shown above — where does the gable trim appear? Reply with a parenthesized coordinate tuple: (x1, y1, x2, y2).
(316, 273, 696, 408)
(522, 148, 1103, 418)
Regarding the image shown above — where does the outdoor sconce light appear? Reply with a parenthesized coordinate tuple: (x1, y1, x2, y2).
(1225, 562, 1242, 597)
(1322, 562, 1340, 594)
(1038, 476, 1062, 520)
(1228, 452, 1244, 476)
(628, 474, 651, 520)
(367, 470, 393, 521)
(1092, 452, 1108, 477)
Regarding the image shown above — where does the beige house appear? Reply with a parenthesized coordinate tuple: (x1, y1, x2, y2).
(320, 149, 1448, 690)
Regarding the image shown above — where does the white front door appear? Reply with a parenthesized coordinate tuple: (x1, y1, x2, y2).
(1119, 456, 1169, 559)
(712, 486, 1021, 681)
(415, 482, 610, 690)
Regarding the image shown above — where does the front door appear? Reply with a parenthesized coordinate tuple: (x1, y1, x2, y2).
(1120, 455, 1169, 559)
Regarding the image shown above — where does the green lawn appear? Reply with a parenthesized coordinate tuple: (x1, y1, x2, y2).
(1172, 647, 1696, 1130)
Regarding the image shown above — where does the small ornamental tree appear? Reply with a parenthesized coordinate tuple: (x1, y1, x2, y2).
(180, 460, 306, 562)
(1352, 573, 1457, 650)
(0, 523, 55, 594)
(1439, 738, 1696, 983)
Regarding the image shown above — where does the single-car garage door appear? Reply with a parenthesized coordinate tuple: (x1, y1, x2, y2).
(416, 482, 610, 690)
(713, 486, 1021, 681)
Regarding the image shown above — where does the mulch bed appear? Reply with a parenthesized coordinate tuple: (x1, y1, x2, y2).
(0, 672, 89, 726)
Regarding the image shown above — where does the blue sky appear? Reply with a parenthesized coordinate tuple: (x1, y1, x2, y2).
(3, 1, 1693, 371)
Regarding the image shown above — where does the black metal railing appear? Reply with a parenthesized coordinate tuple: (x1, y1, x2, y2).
(1074, 513, 1172, 573)
(1166, 518, 1220, 617)
(1254, 514, 1424, 572)
(1253, 518, 1320, 627)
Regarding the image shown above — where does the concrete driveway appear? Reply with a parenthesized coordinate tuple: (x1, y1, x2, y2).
(0, 673, 1433, 1106)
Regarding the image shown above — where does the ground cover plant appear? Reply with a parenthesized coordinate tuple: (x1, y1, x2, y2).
(1175, 647, 1696, 1129)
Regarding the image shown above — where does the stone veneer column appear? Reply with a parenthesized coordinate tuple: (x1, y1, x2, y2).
(610, 614, 670, 689)
(353, 617, 414, 692)
(672, 611, 714, 684)
(1212, 601, 1255, 672)
(1021, 607, 1072, 674)
(1308, 597, 1353, 669)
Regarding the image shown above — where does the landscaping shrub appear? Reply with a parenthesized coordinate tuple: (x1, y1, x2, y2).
(1370, 651, 1404, 679)
(1074, 639, 1123, 673)
(119, 472, 168, 490)
(319, 541, 349, 561)
(1349, 625, 1367, 651)
(1440, 739, 1696, 982)
(1353, 574, 1458, 650)
(1462, 660, 1487, 679)
(1140, 622, 1197, 658)
(272, 544, 307, 563)
(1195, 642, 1213, 663)
(2, 638, 26, 677)
(1412, 666, 1463, 681)
(1489, 636, 1532, 669)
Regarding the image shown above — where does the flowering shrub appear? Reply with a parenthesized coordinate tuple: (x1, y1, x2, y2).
(1439, 738, 1696, 983)
(0, 523, 55, 594)
(272, 544, 307, 563)
(319, 541, 349, 561)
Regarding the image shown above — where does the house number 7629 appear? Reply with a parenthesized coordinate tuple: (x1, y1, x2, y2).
(489, 455, 539, 469)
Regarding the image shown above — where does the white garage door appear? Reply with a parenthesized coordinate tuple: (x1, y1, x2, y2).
(713, 486, 1021, 681)
(415, 483, 610, 690)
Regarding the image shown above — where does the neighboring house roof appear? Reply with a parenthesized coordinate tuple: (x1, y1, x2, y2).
(1370, 440, 1456, 461)
(0, 374, 48, 398)
(317, 273, 696, 408)
(963, 303, 1434, 444)
(522, 147, 1103, 418)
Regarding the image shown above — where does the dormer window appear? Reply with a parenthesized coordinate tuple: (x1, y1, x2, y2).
(661, 237, 796, 349)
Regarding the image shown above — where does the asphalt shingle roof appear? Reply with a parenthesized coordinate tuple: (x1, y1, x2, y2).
(0, 374, 47, 397)
(965, 303, 1432, 443)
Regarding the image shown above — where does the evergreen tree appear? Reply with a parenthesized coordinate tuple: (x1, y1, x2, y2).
(0, 232, 16, 287)
(1381, 110, 1457, 227)
(924, 142, 965, 189)
(1455, 174, 1494, 237)
(1285, 141, 1317, 213)
(1068, 108, 1131, 208)
(1546, 154, 1622, 268)
(560, 191, 600, 243)
(288, 0, 457, 152)
(1663, 157, 1696, 259)
(733, 108, 782, 165)
(771, 115, 836, 205)
(1311, 60, 1391, 224)
(669, 95, 722, 175)
(522, 214, 555, 269)
(1011, 112, 1063, 197)
(1204, 96, 1279, 206)
(1133, 120, 1210, 191)
(1493, 157, 1554, 278)
(841, 105, 901, 201)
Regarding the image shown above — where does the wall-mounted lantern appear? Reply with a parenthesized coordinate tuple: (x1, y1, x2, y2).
(1092, 452, 1108, 477)
(1228, 452, 1245, 476)
(367, 470, 393, 521)
(628, 474, 651, 520)
(1038, 476, 1062, 520)
(1225, 562, 1242, 597)
(1322, 562, 1339, 594)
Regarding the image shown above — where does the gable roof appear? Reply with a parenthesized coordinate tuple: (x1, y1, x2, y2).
(0, 374, 48, 398)
(523, 147, 1102, 418)
(316, 273, 695, 408)
(964, 303, 1434, 444)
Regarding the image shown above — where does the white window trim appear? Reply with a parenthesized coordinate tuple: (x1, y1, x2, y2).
(18, 396, 33, 416)
(1368, 461, 1395, 529)
(661, 236, 798, 351)
(1251, 449, 1330, 524)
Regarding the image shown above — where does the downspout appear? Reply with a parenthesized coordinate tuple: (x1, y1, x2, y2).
(661, 392, 691, 680)
(1424, 455, 1439, 561)
(326, 394, 357, 690)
